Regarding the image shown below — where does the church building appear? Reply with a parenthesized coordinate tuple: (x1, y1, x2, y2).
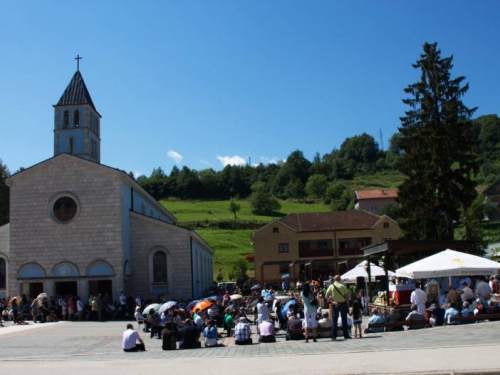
(0, 69, 213, 301)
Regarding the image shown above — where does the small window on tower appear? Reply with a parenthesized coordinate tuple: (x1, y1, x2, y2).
(69, 137, 74, 154)
(74, 110, 80, 127)
(63, 111, 69, 128)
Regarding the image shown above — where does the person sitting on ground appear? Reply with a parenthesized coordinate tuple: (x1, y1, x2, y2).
(474, 298, 488, 316)
(203, 319, 219, 347)
(366, 308, 386, 333)
(405, 304, 426, 329)
(161, 321, 177, 350)
(194, 309, 205, 330)
(317, 309, 333, 338)
(439, 291, 448, 308)
(258, 319, 276, 343)
(224, 311, 234, 337)
(444, 303, 460, 325)
(178, 319, 201, 349)
(122, 323, 146, 352)
(459, 301, 474, 324)
(487, 300, 500, 321)
(429, 302, 445, 327)
(386, 308, 405, 331)
(286, 314, 304, 340)
(234, 317, 252, 345)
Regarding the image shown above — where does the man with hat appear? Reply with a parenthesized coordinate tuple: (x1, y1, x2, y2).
(234, 316, 252, 345)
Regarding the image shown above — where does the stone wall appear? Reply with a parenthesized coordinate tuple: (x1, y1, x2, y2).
(129, 212, 193, 300)
(7, 154, 125, 299)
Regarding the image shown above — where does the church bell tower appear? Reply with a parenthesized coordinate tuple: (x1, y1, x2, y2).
(53, 58, 102, 163)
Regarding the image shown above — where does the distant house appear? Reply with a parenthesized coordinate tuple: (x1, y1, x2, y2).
(354, 189, 398, 215)
(484, 180, 500, 220)
(252, 211, 399, 284)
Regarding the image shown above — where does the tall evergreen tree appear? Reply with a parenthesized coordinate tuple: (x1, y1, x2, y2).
(397, 42, 478, 240)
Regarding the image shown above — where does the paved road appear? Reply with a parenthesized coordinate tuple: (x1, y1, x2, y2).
(1, 321, 499, 374)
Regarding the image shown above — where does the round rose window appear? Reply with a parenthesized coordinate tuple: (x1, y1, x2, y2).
(53, 197, 77, 222)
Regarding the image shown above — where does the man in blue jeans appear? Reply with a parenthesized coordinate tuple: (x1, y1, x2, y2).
(325, 275, 351, 340)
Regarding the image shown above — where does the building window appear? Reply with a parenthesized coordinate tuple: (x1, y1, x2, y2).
(299, 242, 311, 251)
(63, 111, 69, 128)
(152, 251, 167, 283)
(279, 263, 289, 274)
(74, 110, 80, 127)
(383, 222, 390, 228)
(273, 227, 279, 233)
(0, 258, 6, 289)
(53, 196, 77, 222)
(69, 137, 74, 154)
(317, 241, 328, 250)
(278, 243, 289, 253)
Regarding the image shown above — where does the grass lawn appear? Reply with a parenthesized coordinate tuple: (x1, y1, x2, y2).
(161, 199, 331, 223)
(196, 229, 255, 280)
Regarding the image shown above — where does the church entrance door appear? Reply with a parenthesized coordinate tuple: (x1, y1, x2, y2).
(55, 281, 77, 296)
(21, 282, 44, 298)
(89, 280, 112, 300)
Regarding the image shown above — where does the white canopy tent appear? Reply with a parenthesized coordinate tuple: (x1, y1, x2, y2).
(341, 260, 396, 283)
(395, 249, 500, 279)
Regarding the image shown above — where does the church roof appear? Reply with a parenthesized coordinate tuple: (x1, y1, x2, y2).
(55, 71, 100, 115)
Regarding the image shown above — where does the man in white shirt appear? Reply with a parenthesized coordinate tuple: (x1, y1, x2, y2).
(256, 297, 270, 325)
(410, 283, 427, 315)
(476, 277, 492, 303)
(76, 297, 85, 321)
(461, 282, 475, 302)
(122, 324, 146, 352)
(119, 292, 127, 317)
(135, 296, 142, 308)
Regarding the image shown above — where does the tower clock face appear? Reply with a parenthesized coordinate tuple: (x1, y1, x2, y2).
(53, 196, 78, 222)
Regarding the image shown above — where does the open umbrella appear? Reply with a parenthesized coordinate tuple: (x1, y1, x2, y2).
(281, 274, 291, 279)
(8, 296, 22, 307)
(281, 299, 296, 318)
(205, 295, 220, 302)
(37, 293, 48, 300)
(191, 300, 213, 314)
(230, 294, 243, 301)
(186, 300, 199, 312)
(142, 303, 161, 317)
(250, 284, 261, 291)
(158, 301, 177, 314)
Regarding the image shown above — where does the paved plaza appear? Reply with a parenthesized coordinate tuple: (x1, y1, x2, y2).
(1, 320, 500, 374)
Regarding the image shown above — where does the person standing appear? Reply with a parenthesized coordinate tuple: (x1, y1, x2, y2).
(410, 283, 427, 315)
(325, 275, 351, 340)
(301, 282, 318, 343)
(122, 324, 146, 352)
(256, 297, 270, 326)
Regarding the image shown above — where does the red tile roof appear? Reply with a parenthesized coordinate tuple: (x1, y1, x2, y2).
(355, 188, 398, 200)
(279, 211, 380, 232)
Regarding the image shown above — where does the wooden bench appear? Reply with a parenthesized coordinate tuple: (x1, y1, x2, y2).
(367, 320, 427, 332)
(450, 313, 500, 324)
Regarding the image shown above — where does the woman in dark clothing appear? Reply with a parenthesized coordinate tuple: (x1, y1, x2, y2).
(161, 322, 177, 350)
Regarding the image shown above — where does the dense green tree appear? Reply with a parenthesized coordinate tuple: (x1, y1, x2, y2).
(0, 160, 10, 226)
(249, 182, 281, 215)
(397, 42, 478, 240)
(305, 174, 328, 199)
(379, 203, 400, 221)
(473, 115, 500, 153)
(338, 133, 379, 166)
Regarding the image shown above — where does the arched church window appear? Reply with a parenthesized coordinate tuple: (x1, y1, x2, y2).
(69, 137, 75, 154)
(152, 251, 167, 283)
(0, 258, 6, 289)
(63, 111, 69, 128)
(74, 110, 80, 127)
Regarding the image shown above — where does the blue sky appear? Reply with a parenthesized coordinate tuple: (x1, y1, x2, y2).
(1, 1, 499, 176)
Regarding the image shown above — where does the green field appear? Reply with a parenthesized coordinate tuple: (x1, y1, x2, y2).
(161, 199, 331, 223)
(196, 229, 254, 280)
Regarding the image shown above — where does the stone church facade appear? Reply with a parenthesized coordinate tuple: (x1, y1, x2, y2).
(0, 70, 213, 301)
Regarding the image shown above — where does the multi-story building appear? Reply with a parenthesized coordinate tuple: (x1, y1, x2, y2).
(252, 211, 399, 285)
(354, 188, 398, 215)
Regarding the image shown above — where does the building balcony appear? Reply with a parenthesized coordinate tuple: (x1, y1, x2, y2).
(299, 249, 334, 258)
(338, 248, 364, 256)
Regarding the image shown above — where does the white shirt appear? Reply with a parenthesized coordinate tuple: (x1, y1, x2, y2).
(410, 288, 427, 306)
(461, 286, 474, 301)
(194, 314, 204, 328)
(77, 300, 84, 312)
(135, 297, 142, 308)
(257, 302, 270, 321)
(476, 281, 492, 298)
(120, 294, 127, 306)
(122, 329, 140, 350)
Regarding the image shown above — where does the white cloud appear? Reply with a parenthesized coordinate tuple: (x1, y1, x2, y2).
(260, 156, 282, 165)
(216, 155, 247, 167)
(133, 171, 142, 178)
(200, 159, 210, 165)
(167, 150, 183, 164)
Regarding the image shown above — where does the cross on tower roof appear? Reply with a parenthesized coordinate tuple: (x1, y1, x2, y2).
(75, 55, 82, 72)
